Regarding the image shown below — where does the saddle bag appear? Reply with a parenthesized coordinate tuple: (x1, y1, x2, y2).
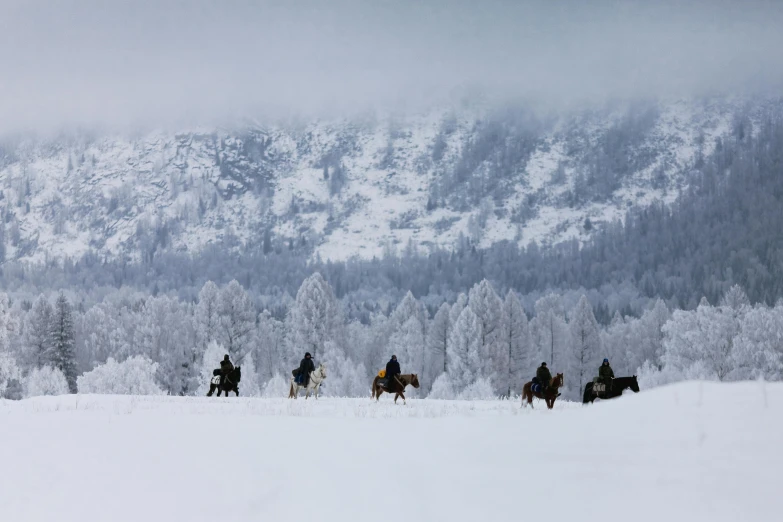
(594, 383, 605, 393)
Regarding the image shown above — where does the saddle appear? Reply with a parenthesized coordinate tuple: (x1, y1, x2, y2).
(380, 377, 400, 391)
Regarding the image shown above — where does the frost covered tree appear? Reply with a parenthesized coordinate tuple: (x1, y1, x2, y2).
(460, 377, 496, 400)
(24, 366, 69, 398)
(468, 279, 504, 392)
(601, 312, 631, 374)
(387, 316, 425, 380)
(0, 350, 21, 398)
(133, 296, 194, 395)
(502, 290, 533, 396)
(447, 306, 482, 393)
(218, 280, 255, 359)
(721, 284, 751, 310)
(567, 296, 602, 398)
(390, 291, 425, 329)
(236, 351, 261, 397)
(321, 340, 367, 397)
(731, 304, 783, 381)
(287, 273, 342, 362)
(449, 293, 468, 330)
(197, 340, 227, 396)
(81, 304, 129, 368)
(23, 295, 54, 369)
(425, 302, 451, 381)
(262, 373, 289, 398)
(77, 356, 165, 395)
(530, 293, 568, 369)
(50, 293, 77, 393)
(627, 299, 670, 372)
(428, 372, 456, 399)
(0, 293, 18, 355)
(195, 281, 221, 351)
(257, 310, 286, 381)
(662, 300, 745, 381)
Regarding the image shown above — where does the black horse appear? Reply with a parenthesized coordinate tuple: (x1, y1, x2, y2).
(583, 375, 640, 404)
(207, 366, 242, 397)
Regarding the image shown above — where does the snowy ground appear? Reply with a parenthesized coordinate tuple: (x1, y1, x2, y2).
(1, 382, 781, 522)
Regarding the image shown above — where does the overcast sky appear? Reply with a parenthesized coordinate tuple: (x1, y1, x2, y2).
(1, 0, 782, 132)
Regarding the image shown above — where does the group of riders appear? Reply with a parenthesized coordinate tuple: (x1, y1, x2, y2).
(217, 349, 616, 397)
(534, 358, 615, 395)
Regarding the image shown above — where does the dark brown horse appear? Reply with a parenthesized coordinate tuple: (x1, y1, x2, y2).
(521, 372, 564, 409)
(371, 374, 420, 404)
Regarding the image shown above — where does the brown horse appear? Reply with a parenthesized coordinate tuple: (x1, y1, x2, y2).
(371, 374, 420, 404)
(521, 372, 564, 409)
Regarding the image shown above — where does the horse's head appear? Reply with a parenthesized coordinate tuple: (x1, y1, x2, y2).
(553, 373, 564, 388)
(317, 363, 327, 379)
(233, 366, 242, 382)
(410, 374, 420, 388)
(630, 375, 640, 393)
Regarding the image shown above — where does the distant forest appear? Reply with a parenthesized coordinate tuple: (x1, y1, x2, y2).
(0, 103, 782, 324)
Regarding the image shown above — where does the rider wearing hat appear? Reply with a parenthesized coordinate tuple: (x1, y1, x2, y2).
(296, 352, 316, 386)
(220, 354, 234, 386)
(598, 358, 614, 390)
(536, 361, 552, 392)
(385, 355, 401, 390)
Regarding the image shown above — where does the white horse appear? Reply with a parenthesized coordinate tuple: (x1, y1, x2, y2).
(288, 363, 327, 399)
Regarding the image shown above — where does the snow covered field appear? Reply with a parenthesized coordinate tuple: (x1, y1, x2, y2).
(1, 382, 781, 522)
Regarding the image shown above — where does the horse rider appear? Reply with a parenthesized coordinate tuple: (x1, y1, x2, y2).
(536, 362, 552, 393)
(296, 352, 315, 386)
(220, 354, 234, 386)
(385, 355, 401, 390)
(598, 358, 614, 391)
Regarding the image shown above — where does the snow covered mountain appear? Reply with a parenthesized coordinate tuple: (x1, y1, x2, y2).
(0, 98, 747, 263)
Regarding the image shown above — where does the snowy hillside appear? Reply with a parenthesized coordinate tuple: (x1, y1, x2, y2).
(0, 98, 745, 263)
(1, 381, 780, 522)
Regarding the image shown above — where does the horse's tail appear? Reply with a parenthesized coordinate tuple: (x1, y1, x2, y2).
(582, 383, 592, 404)
(521, 383, 530, 406)
(371, 376, 378, 398)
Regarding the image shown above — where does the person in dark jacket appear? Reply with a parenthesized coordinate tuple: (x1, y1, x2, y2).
(220, 354, 234, 386)
(296, 352, 316, 386)
(385, 355, 401, 390)
(598, 358, 614, 390)
(536, 362, 552, 392)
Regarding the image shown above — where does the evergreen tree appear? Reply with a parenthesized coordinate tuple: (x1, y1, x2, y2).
(24, 295, 54, 369)
(50, 293, 77, 393)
